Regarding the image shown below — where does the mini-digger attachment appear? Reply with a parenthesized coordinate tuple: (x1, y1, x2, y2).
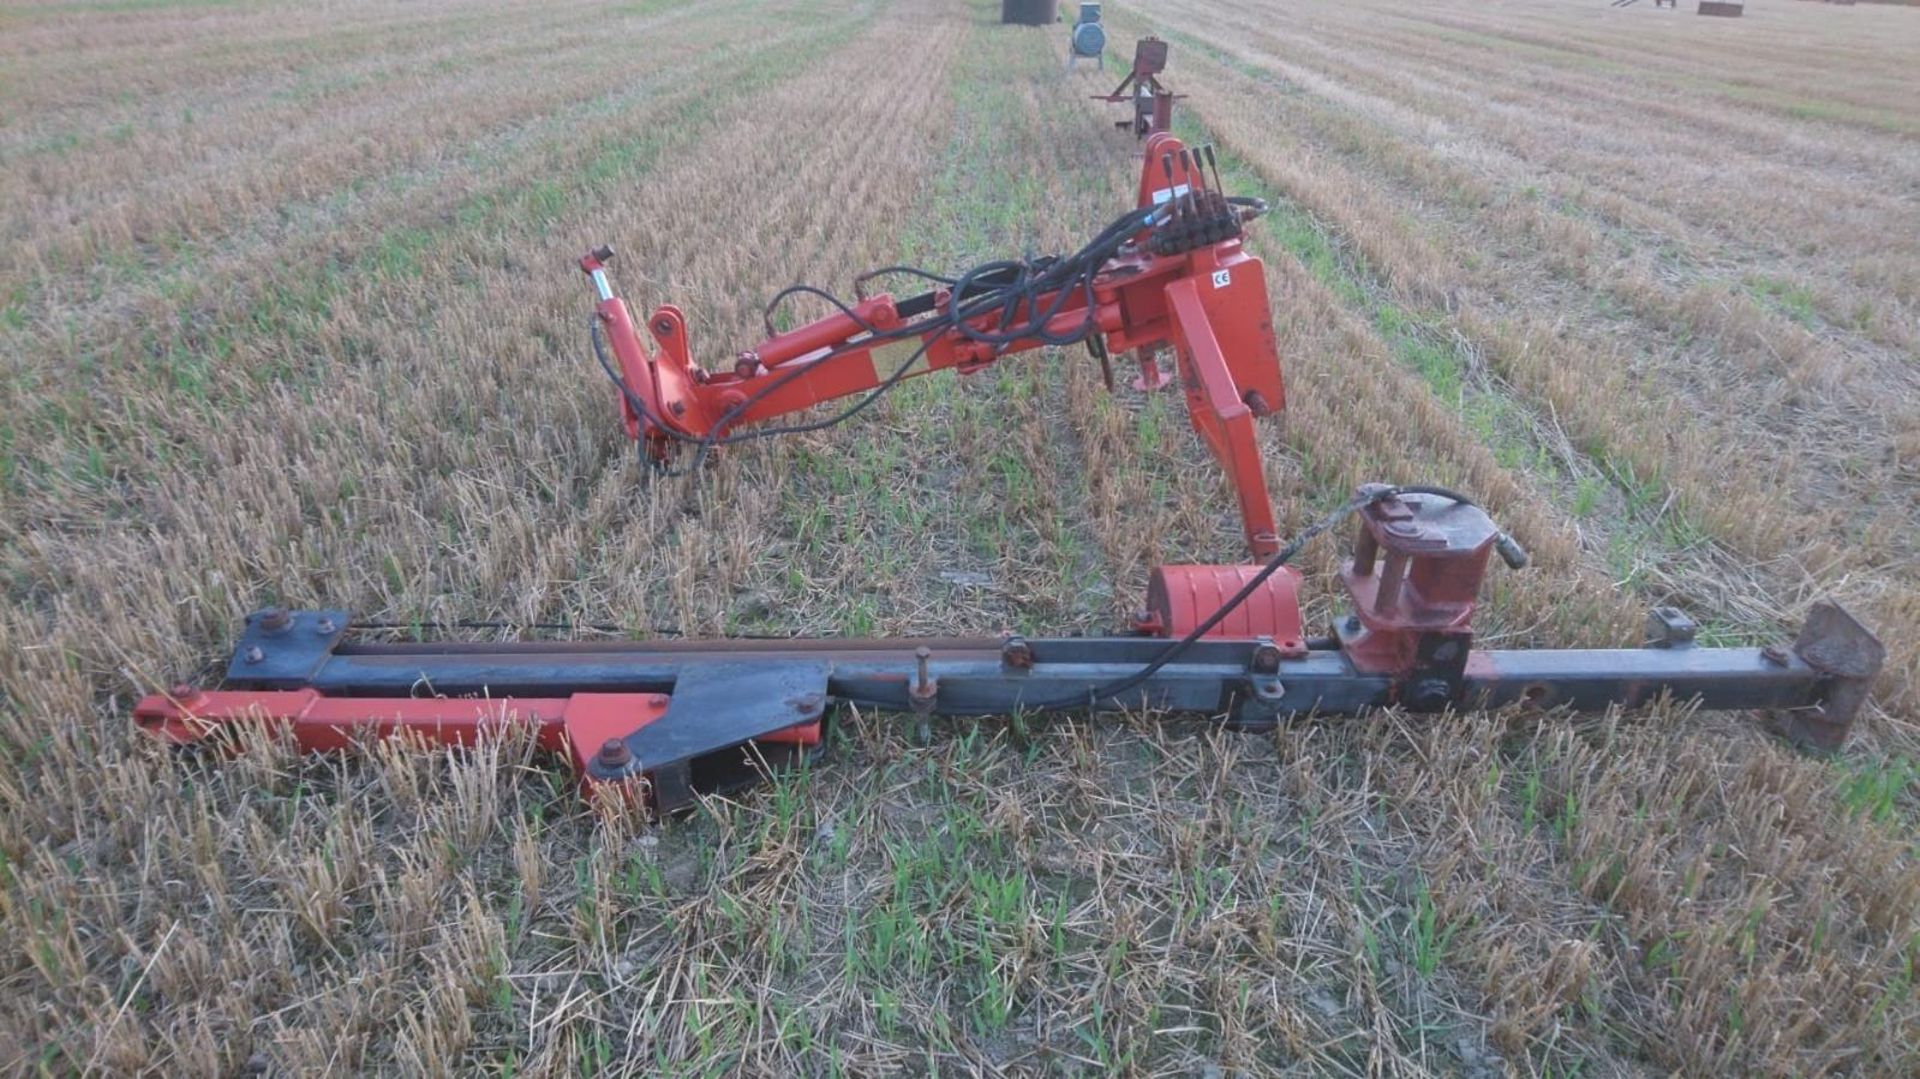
(134, 137, 1885, 811)
(1096, 37, 1181, 138)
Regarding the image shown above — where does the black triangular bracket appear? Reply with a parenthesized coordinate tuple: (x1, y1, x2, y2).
(587, 660, 831, 809)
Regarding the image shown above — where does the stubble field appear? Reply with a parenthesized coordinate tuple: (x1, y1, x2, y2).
(2, 0, 1918, 1074)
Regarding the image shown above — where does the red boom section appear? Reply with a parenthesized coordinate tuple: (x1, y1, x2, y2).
(134, 686, 821, 798)
(592, 134, 1286, 558)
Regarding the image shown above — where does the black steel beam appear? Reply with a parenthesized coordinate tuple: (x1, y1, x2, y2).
(176, 602, 1881, 807)
(223, 607, 1873, 735)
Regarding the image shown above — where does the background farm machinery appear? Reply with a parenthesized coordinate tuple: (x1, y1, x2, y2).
(1097, 36, 1180, 138)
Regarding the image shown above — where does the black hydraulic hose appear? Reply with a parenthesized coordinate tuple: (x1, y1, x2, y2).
(587, 202, 1172, 474)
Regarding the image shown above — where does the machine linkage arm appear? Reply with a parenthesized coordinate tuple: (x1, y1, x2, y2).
(586, 134, 1288, 558)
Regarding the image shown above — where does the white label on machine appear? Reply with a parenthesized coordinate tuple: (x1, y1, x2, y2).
(1150, 183, 1190, 206)
(1212, 269, 1232, 289)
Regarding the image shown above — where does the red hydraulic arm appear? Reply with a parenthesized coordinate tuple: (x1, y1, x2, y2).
(586, 134, 1286, 558)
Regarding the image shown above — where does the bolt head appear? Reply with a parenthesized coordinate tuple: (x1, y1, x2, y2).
(258, 607, 291, 633)
(596, 738, 632, 770)
(1251, 640, 1282, 674)
(243, 646, 266, 665)
(1001, 637, 1034, 670)
(314, 617, 337, 635)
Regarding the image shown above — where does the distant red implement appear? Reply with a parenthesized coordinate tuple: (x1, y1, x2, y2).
(1096, 37, 1182, 138)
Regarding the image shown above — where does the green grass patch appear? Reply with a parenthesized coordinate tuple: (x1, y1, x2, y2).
(1717, 83, 1920, 137)
(1836, 755, 1920, 828)
(1745, 275, 1821, 329)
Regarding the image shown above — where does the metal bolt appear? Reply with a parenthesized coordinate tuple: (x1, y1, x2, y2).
(909, 646, 938, 713)
(653, 318, 674, 337)
(646, 693, 670, 708)
(243, 646, 266, 665)
(1345, 615, 1362, 633)
(170, 683, 200, 705)
(596, 738, 632, 770)
(1761, 644, 1791, 668)
(1001, 635, 1034, 670)
(314, 617, 337, 635)
(259, 607, 291, 633)
(1250, 637, 1282, 674)
(668, 400, 686, 417)
(793, 692, 826, 714)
